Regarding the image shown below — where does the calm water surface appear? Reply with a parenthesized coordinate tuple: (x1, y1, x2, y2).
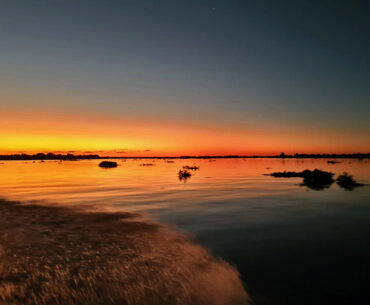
(0, 158, 369, 305)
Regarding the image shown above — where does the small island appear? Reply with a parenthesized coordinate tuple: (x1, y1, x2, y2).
(99, 161, 118, 168)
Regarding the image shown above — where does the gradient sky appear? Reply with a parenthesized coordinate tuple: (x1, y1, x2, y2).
(1, 0, 369, 156)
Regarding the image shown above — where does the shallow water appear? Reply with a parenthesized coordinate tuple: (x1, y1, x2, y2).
(0, 158, 369, 305)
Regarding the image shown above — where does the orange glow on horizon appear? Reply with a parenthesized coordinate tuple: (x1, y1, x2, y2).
(1, 108, 369, 156)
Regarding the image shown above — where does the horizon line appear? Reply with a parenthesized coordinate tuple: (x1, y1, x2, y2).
(0, 152, 369, 161)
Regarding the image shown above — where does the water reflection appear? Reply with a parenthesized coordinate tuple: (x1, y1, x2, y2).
(0, 159, 369, 305)
(336, 172, 365, 191)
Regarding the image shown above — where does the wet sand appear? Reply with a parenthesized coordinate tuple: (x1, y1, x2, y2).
(0, 199, 249, 305)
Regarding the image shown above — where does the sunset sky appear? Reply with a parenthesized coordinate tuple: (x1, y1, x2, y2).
(1, 0, 369, 156)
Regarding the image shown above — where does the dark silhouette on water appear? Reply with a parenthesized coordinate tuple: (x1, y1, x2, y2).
(336, 172, 365, 191)
(301, 170, 335, 190)
(99, 161, 118, 168)
(266, 169, 335, 190)
(178, 169, 192, 181)
(267, 170, 367, 191)
(328, 160, 340, 164)
(140, 163, 155, 166)
(183, 165, 200, 170)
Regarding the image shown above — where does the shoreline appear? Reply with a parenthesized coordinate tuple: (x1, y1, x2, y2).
(0, 153, 369, 161)
(0, 198, 249, 305)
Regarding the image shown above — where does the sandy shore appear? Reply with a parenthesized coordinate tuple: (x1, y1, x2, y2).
(0, 199, 249, 305)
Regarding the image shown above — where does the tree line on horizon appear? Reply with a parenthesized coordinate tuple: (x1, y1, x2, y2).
(0, 152, 369, 160)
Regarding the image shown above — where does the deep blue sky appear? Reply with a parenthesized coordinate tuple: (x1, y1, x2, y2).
(1, 0, 369, 153)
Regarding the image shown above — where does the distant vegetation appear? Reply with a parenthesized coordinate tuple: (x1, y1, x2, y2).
(175, 153, 370, 159)
(1, 152, 369, 161)
(0, 153, 100, 161)
(178, 165, 200, 181)
(183, 165, 200, 170)
(267, 169, 335, 190)
(267, 169, 366, 191)
(178, 169, 192, 181)
(99, 161, 118, 168)
(276, 153, 369, 159)
(266, 169, 333, 179)
(336, 172, 365, 191)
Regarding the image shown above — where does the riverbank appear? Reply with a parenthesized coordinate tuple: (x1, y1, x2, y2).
(0, 199, 248, 305)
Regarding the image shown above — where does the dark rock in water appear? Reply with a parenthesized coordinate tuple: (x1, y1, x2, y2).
(328, 160, 340, 164)
(266, 169, 335, 191)
(336, 172, 364, 191)
(99, 161, 118, 168)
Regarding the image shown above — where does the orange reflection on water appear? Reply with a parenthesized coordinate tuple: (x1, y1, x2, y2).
(0, 158, 369, 213)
